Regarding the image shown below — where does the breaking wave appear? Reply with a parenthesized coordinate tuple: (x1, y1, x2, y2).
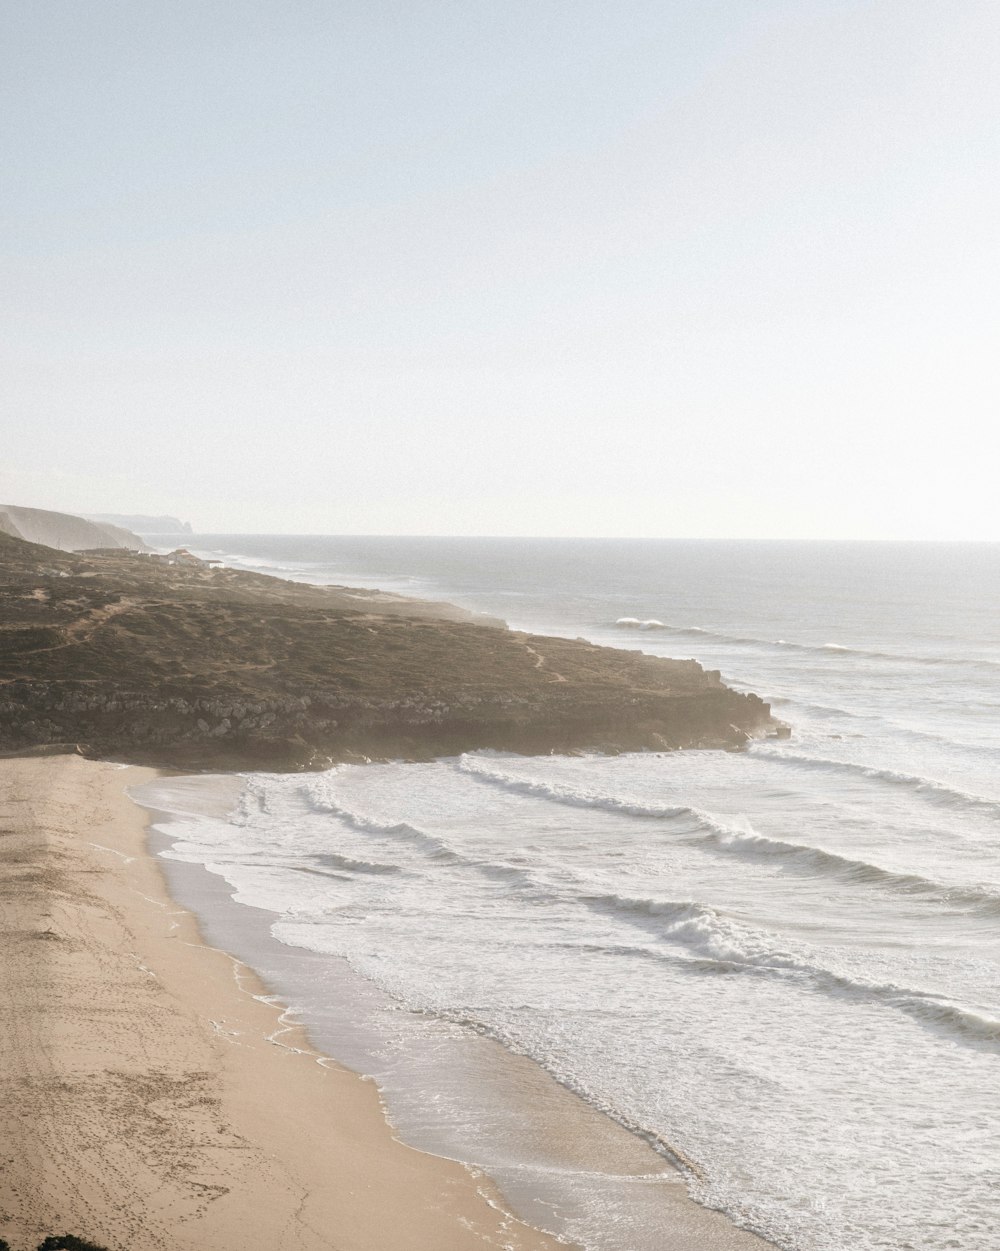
(614, 617, 672, 631)
(457, 755, 1000, 913)
(303, 774, 535, 888)
(751, 745, 1000, 819)
(313, 851, 401, 875)
(303, 778, 461, 863)
(458, 753, 692, 820)
(610, 618, 1000, 672)
(579, 894, 1000, 1048)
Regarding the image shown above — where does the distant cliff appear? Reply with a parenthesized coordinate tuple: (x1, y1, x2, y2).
(0, 505, 149, 553)
(87, 513, 193, 534)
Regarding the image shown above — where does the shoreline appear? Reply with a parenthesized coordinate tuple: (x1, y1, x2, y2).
(0, 751, 776, 1251)
(133, 768, 777, 1251)
(0, 753, 571, 1251)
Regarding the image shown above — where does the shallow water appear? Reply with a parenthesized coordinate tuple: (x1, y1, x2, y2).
(138, 537, 1000, 1251)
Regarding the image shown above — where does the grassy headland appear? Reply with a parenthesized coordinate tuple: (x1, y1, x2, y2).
(0, 532, 780, 769)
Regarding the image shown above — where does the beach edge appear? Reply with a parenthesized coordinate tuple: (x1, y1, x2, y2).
(0, 752, 572, 1251)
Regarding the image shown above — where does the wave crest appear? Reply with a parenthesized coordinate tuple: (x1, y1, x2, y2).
(609, 618, 1000, 672)
(752, 745, 1000, 820)
(304, 779, 461, 863)
(458, 755, 1000, 913)
(581, 893, 1000, 1047)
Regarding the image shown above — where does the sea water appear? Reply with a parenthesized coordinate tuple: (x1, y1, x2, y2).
(134, 538, 1000, 1251)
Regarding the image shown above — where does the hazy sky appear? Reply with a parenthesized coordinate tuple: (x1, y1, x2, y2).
(2, 1, 998, 537)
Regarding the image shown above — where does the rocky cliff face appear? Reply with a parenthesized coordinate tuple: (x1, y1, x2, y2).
(0, 533, 783, 769)
(0, 659, 775, 770)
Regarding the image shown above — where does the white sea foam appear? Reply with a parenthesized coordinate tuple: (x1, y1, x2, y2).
(305, 780, 463, 863)
(608, 614, 1000, 673)
(614, 616, 669, 630)
(143, 536, 1000, 1251)
(577, 892, 1000, 1046)
(457, 752, 693, 820)
(456, 753, 1000, 911)
(751, 743, 1000, 818)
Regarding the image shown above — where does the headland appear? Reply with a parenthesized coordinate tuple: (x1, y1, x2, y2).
(0, 531, 781, 768)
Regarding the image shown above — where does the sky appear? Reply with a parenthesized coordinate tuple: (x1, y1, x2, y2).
(2, 0, 998, 538)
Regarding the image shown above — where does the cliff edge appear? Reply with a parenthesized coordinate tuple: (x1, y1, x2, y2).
(0, 504, 150, 552)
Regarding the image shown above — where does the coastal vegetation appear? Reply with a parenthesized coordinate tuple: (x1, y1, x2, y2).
(0, 530, 778, 768)
(0, 1239, 108, 1251)
(36, 1239, 109, 1251)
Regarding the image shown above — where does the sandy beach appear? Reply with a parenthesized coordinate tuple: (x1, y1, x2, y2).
(0, 752, 568, 1251)
(0, 750, 776, 1251)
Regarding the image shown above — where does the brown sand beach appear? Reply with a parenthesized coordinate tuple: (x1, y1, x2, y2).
(0, 752, 773, 1251)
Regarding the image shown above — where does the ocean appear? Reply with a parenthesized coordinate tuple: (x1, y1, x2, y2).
(133, 537, 1000, 1251)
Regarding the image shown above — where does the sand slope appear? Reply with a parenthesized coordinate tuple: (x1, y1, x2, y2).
(0, 754, 566, 1251)
(0, 505, 148, 552)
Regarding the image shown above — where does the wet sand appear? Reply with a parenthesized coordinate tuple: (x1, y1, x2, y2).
(0, 753, 567, 1251)
(0, 752, 774, 1251)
